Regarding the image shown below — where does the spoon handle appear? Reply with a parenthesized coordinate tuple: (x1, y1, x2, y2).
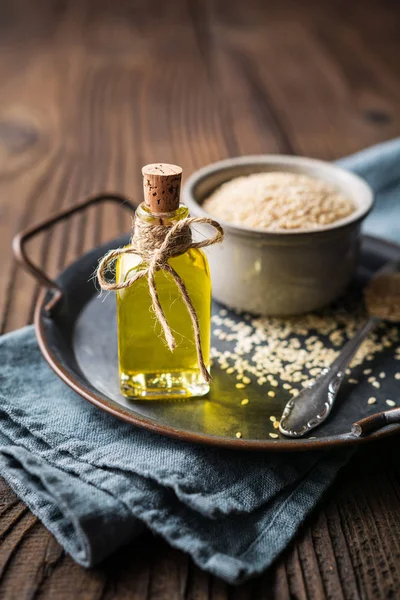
(279, 316, 379, 437)
(330, 316, 379, 375)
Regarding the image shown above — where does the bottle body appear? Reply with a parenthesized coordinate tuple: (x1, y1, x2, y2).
(116, 205, 211, 399)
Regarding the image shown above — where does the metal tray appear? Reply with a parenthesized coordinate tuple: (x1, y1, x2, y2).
(13, 194, 400, 451)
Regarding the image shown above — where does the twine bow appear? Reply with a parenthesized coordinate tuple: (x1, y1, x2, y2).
(97, 216, 224, 383)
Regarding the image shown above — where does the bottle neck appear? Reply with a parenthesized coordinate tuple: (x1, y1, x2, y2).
(134, 202, 189, 230)
(132, 202, 192, 251)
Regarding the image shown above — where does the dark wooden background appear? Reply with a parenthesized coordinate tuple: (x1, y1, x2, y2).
(1, 0, 400, 598)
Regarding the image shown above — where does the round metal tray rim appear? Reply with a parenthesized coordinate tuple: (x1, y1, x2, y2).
(34, 257, 400, 451)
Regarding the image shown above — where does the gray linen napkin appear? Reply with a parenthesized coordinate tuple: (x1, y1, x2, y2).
(0, 139, 399, 584)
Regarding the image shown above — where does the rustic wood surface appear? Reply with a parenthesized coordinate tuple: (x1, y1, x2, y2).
(1, 0, 400, 598)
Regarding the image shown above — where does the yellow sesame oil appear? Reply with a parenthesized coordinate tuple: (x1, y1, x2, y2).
(116, 204, 211, 399)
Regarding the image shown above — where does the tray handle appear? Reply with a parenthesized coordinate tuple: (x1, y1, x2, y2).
(352, 407, 400, 437)
(12, 193, 136, 313)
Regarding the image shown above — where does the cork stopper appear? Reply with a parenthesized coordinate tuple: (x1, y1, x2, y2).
(142, 163, 183, 213)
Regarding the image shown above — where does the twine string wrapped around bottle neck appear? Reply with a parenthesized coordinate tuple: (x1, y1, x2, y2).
(97, 215, 224, 383)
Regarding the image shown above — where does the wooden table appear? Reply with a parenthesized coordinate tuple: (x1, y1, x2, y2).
(1, 0, 400, 597)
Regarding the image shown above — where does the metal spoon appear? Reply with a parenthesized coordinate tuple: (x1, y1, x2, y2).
(279, 262, 400, 438)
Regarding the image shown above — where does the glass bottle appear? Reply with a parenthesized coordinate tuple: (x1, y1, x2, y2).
(116, 164, 211, 399)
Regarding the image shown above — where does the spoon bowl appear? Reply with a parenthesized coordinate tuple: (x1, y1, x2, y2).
(279, 262, 400, 437)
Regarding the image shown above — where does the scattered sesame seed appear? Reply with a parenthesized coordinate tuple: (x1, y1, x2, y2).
(240, 398, 249, 406)
(273, 421, 280, 429)
(235, 383, 245, 389)
(368, 397, 377, 405)
(379, 372, 386, 378)
(267, 391, 276, 397)
(236, 374, 243, 380)
(269, 433, 279, 439)
(269, 416, 276, 422)
(386, 399, 396, 407)
(235, 431, 242, 439)
(211, 292, 399, 402)
(310, 368, 322, 377)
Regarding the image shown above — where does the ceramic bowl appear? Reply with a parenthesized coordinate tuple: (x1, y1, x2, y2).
(182, 155, 374, 316)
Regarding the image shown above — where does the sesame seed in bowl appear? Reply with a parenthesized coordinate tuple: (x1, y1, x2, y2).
(183, 155, 374, 316)
(202, 172, 356, 232)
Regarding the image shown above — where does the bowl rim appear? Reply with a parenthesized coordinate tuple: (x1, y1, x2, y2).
(182, 154, 375, 239)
